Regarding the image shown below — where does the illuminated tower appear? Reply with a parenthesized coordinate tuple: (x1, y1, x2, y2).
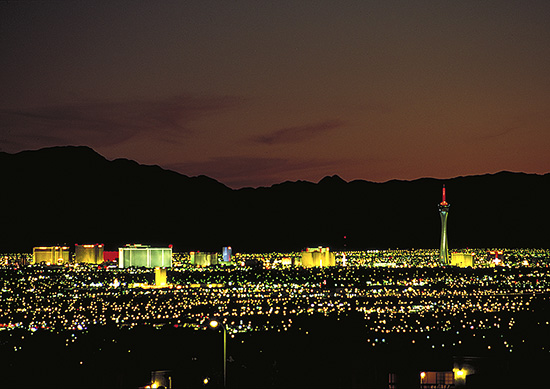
(438, 185, 450, 265)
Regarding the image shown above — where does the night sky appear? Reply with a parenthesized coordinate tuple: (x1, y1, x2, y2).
(1, 1, 549, 188)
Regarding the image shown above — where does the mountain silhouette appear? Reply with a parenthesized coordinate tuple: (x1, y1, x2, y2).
(1, 146, 549, 252)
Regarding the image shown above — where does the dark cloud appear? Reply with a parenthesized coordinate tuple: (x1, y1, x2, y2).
(470, 112, 549, 144)
(469, 125, 521, 142)
(253, 119, 345, 145)
(0, 95, 242, 152)
(167, 156, 342, 188)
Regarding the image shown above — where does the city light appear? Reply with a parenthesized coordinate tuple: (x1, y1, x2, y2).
(0, 247, 549, 387)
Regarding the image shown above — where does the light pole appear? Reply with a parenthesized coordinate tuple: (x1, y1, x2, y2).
(209, 319, 227, 388)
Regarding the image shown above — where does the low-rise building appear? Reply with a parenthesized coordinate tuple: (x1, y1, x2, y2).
(451, 252, 475, 267)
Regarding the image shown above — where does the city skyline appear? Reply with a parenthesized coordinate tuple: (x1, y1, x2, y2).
(2, 1, 550, 188)
(2, 248, 550, 388)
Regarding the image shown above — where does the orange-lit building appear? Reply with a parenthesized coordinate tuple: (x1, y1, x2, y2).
(420, 371, 454, 388)
(32, 246, 70, 265)
(75, 244, 104, 264)
(300, 247, 336, 267)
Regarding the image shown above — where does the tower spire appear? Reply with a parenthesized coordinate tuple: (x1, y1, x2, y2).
(438, 184, 450, 265)
(440, 184, 448, 206)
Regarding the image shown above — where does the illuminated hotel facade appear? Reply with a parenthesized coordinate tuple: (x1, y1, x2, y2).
(75, 244, 104, 264)
(154, 267, 168, 286)
(222, 246, 232, 263)
(32, 246, 70, 265)
(438, 185, 450, 265)
(300, 247, 336, 267)
(118, 244, 172, 268)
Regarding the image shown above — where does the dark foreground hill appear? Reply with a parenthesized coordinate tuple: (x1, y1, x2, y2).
(1, 146, 549, 252)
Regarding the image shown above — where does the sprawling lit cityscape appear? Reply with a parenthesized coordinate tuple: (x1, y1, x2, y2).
(2, 245, 550, 388)
(4, 0, 550, 386)
(1, 189, 549, 388)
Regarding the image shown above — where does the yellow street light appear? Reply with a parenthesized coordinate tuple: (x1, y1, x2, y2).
(209, 319, 227, 388)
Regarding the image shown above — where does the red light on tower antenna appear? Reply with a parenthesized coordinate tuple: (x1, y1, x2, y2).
(440, 185, 448, 206)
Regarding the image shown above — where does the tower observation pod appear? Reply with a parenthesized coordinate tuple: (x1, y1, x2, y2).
(438, 185, 450, 265)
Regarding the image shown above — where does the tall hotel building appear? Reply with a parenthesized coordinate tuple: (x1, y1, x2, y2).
(32, 246, 70, 265)
(118, 244, 172, 268)
(75, 244, 104, 264)
(438, 185, 450, 265)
